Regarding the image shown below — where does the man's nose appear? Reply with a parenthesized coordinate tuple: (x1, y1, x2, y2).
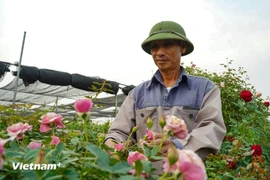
(156, 46, 165, 56)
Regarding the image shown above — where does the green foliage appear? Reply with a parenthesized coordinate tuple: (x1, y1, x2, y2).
(184, 60, 270, 179)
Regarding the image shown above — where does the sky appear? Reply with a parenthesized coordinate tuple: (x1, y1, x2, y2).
(0, 0, 270, 100)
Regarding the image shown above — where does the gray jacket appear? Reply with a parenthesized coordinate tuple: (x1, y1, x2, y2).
(105, 67, 226, 159)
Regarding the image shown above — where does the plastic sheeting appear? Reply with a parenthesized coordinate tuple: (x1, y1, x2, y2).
(0, 77, 126, 119)
(0, 61, 134, 119)
(0, 78, 95, 104)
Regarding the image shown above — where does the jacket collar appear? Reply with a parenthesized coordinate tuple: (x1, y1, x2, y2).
(146, 66, 191, 90)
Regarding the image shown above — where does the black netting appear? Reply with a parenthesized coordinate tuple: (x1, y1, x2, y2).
(122, 85, 135, 95)
(39, 69, 71, 86)
(19, 66, 40, 84)
(0, 62, 10, 78)
(71, 74, 119, 95)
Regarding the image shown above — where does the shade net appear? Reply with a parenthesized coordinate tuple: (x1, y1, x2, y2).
(0, 61, 134, 120)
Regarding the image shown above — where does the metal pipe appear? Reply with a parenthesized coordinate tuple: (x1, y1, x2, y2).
(12, 31, 26, 105)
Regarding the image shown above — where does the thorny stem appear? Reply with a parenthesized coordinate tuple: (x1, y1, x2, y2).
(83, 117, 89, 142)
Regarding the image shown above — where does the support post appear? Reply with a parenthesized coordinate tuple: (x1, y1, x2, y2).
(12, 31, 26, 105)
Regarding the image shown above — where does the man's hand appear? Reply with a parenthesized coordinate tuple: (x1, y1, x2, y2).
(104, 138, 116, 149)
(104, 138, 120, 159)
(153, 133, 175, 156)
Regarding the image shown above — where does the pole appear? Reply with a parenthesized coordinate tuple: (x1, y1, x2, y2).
(12, 31, 26, 105)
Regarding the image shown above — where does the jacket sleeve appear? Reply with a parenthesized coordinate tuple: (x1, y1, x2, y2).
(178, 85, 226, 159)
(104, 91, 136, 144)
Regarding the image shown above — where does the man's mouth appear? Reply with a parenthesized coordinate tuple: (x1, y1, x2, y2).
(156, 59, 169, 63)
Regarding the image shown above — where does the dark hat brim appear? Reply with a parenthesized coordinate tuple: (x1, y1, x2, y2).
(141, 32, 194, 56)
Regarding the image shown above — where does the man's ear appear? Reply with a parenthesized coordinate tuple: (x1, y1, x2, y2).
(181, 47, 187, 54)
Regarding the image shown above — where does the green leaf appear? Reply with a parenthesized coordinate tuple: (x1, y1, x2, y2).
(44, 175, 63, 180)
(141, 160, 152, 173)
(5, 150, 24, 158)
(80, 157, 96, 161)
(55, 142, 65, 156)
(48, 156, 59, 163)
(84, 162, 100, 169)
(9, 140, 19, 151)
(62, 158, 79, 166)
(85, 143, 111, 172)
(41, 170, 51, 178)
(63, 169, 80, 180)
(150, 146, 159, 157)
(118, 176, 137, 180)
(44, 149, 55, 159)
(96, 159, 112, 172)
(111, 161, 132, 174)
(86, 129, 97, 139)
(0, 175, 6, 180)
(134, 161, 143, 176)
(24, 148, 40, 162)
(143, 144, 151, 158)
(70, 137, 80, 145)
(150, 156, 163, 161)
(21, 171, 39, 180)
(85, 143, 110, 162)
(62, 149, 80, 156)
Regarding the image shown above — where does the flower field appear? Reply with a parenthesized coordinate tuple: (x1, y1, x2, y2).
(0, 60, 269, 179)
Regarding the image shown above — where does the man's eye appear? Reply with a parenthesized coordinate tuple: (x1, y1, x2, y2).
(151, 45, 158, 49)
(164, 42, 173, 46)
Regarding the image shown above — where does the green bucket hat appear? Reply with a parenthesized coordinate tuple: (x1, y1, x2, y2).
(141, 21, 194, 56)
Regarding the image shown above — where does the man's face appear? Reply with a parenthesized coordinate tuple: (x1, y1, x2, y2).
(150, 40, 186, 71)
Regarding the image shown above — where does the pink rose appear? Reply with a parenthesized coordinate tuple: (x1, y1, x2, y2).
(180, 162, 207, 180)
(145, 129, 154, 141)
(28, 142, 42, 149)
(50, 136, 60, 145)
(127, 151, 148, 166)
(129, 169, 147, 178)
(165, 116, 188, 139)
(115, 143, 124, 152)
(0, 138, 10, 155)
(163, 158, 178, 173)
(7, 123, 32, 140)
(74, 98, 93, 113)
(255, 92, 262, 98)
(0, 138, 12, 170)
(39, 112, 65, 133)
(163, 149, 207, 180)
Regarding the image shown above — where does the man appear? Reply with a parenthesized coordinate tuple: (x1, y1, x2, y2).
(105, 21, 226, 161)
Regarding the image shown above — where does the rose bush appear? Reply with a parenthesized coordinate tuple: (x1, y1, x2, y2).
(185, 60, 270, 179)
(0, 60, 269, 179)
